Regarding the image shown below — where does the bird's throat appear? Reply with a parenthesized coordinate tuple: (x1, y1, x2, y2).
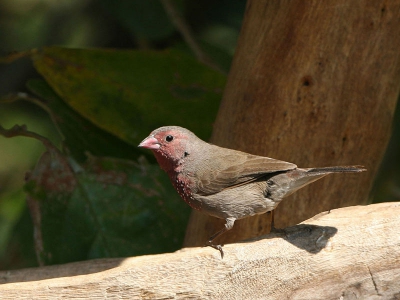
(153, 150, 176, 173)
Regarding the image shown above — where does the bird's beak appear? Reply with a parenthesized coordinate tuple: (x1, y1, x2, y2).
(138, 136, 161, 150)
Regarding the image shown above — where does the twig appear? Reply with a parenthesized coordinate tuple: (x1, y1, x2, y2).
(0, 124, 55, 150)
(26, 194, 45, 267)
(160, 0, 225, 73)
(0, 50, 30, 63)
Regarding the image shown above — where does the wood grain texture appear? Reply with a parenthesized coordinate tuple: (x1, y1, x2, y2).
(184, 0, 400, 247)
(0, 202, 399, 299)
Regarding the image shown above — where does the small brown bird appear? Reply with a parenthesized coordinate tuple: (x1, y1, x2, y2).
(139, 126, 366, 257)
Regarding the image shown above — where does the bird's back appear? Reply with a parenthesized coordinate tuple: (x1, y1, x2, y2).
(185, 142, 297, 196)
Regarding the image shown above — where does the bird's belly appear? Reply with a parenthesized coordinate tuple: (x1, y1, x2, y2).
(193, 181, 277, 220)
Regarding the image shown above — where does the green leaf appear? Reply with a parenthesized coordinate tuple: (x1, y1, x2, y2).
(26, 79, 144, 163)
(30, 47, 226, 145)
(26, 147, 190, 265)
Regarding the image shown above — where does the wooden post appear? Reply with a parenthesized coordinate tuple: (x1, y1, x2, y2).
(184, 0, 400, 247)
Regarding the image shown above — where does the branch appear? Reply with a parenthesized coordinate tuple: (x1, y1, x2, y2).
(160, 0, 225, 73)
(0, 124, 56, 150)
(0, 202, 399, 299)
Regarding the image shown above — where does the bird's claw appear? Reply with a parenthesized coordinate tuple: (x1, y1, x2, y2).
(205, 241, 224, 258)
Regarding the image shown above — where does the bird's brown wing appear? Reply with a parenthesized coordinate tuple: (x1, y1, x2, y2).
(190, 146, 297, 196)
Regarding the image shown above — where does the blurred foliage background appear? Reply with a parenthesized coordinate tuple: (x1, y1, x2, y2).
(0, 0, 398, 271)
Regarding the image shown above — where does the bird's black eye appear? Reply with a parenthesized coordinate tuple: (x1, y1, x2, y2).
(165, 135, 174, 142)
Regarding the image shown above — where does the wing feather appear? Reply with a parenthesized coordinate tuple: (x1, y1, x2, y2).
(188, 145, 296, 195)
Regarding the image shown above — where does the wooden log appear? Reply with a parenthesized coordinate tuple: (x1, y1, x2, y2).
(0, 202, 399, 299)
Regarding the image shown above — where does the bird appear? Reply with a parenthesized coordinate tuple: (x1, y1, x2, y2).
(138, 126, 366, 257)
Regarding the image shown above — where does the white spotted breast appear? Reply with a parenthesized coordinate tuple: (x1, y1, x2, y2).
(173, 174, 202, 211)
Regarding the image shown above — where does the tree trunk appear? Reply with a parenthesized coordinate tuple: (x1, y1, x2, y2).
(184, 0, 400, 247)
(0, 203, 399, 299)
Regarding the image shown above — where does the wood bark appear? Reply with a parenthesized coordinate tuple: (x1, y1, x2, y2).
(0, 202, 399, 299)
(184, 0, 400, 247)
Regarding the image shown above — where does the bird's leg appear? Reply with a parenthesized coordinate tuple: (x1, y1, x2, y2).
(270, 210, 276, 231)
(205, 217, 235, 258)
(268, 210, 285, 234)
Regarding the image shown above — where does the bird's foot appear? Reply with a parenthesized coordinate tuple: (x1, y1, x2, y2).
(205, 241, 224, 258)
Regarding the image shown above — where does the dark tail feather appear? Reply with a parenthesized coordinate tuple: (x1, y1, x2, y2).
(267, 166, 366, 200)
(307, 165, 366, 175)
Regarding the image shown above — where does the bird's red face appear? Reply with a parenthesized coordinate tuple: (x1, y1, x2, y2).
(138, 126, 193, 173)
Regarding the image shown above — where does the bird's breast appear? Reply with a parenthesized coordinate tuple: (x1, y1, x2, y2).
(173, 174, 202, 211)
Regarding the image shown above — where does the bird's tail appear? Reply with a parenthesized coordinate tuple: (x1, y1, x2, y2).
(267, 165, 366, 200)
(305, 165, 366, 175)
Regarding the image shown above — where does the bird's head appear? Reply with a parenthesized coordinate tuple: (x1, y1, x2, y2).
(138, 126, 199, 172)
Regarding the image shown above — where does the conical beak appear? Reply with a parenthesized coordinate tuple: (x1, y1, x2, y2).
(138, 136, 160, 150)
